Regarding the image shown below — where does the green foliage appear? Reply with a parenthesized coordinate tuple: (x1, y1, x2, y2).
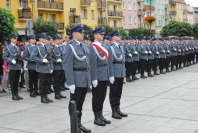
(32, 19, 58, 37)
(192, 23, 198, 38)
(160, 21, 193, 37)
(120, 29, 128, 37)
(0, 8, 16, 43)
(128, 28, 151, 38)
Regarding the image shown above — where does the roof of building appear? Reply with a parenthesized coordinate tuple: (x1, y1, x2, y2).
(177, 0, 186, 4)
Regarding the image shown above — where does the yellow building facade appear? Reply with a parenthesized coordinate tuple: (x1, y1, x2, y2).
(0, 0, 124, 39)
(176, 0, 187, 22)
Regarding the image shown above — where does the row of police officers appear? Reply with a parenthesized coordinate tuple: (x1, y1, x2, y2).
(3, 25, 198, 133)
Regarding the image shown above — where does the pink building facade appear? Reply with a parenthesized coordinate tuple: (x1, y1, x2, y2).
(123, 0, 144, 31)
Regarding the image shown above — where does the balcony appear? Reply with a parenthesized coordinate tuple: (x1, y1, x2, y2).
(98, 17, 107, 25)
(108, 10, 123, 18)
(18, 9, 32, 19)
(137, 10, 144, 16)
(137, 0, 143, 3)
(107, 0, 122, 4)
(170, 11, 176, 15)
(57, 23, 64, 31)
(69, 15, 81, 26)
(80, 0, 91, 7)
(170, 0, 176, 6)
(97, 1, 107, 10)
(37, 1, 63, 11)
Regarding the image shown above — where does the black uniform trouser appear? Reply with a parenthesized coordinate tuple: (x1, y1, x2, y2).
(153, 58, 159, 71)
(131, 61, 138, 75)
(9, 70, 21, 96)
(92, 81, 108, 112)
(171, 56, 176, 69)
(38, 73, 50, 95)
(125, 62, 132, 78)
(159, 58, 166, 70)
(109, 78, 124, 108)
(70, 87, 88, 118)
(178, 55, 182, 67)
(28, 70, 38, 93)
(196, 53, 198, 62)
(147, 59, 153, 73)
(52, 70, 64, 93)
(140, 59, 147, 75)
(165, 57, 171, 70)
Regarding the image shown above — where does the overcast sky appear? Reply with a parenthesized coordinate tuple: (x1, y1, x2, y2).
(185, 0, 198, 7)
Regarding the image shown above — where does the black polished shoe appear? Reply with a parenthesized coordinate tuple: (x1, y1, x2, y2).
(34, 91, 40, 96)
(45, 94, 53, 102)
(30, 92, 37, 97)
(148, 73, 154, 77)
(16, 94, 23, 100)
(100, 113, 111, 124)
(154, 71, 160, 75)
(126, 77, 131, 82)
(58, 92, 66, 98)
(41, 95, 49, 103)
(55, 93, 61, 100)
(132, 75, 139, 80)
(160, 70, 166, 74)
(79, 124, 91, 133)
(141, 75, 147, 79)
(12, 95, 19, 100)
(116, 106, 128, 117)
(94, 112, 106, 126)
(112, 107, 122, 119)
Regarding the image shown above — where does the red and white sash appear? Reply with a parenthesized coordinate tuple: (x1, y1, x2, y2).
(91, 42, 109, 61)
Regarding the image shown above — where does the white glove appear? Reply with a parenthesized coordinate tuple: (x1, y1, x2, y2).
(92, 80, 98, 88)
(12, 60, 16, 65)
(109, 76, 115, 84)
(129, 54, 132, 57)
(43, 59, 48, 63)
(69, 84, 75, 94)
(145, 51, 148, 54)
(50, 70, 53, 74)
(57, 59, 62, 63)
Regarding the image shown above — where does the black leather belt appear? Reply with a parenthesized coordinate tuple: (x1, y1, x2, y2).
(113, 62, 123, 64)
(73, 68, 89, 71)
(98, 64, 107, 67)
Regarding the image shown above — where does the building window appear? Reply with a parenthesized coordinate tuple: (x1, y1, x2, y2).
(123, 16, 125, 24)
(6, 0, 10, 10)
(20, 0, 27, 8)
(134, 17, 136, 24)
(128, 16, 132, 24)
(113, 5, 117, 12)
(82, 10, 87, 19)
(113, 20, 117, 28)
(91, 10, 94, 20)
(123, 2, 125, 9)
(134, 3, 136, 10)
(38, 14, 43, 19)
(49, 14, 56, 23)
(128, 2, 132, 10)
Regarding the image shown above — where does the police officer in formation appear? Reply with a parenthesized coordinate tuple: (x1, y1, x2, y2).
(63, 25, 91, 133)
(90, 27, 111, 126)
(3, 34, 23, 100)
(22, 35, 39, 97)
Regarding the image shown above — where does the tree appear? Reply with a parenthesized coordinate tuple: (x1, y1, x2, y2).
(32, 19, 58, 37)
(128, 28, 151, 38)
(192, 23, 198, 38)
(120, 29, 128, 37)
(0, 8, 16, 43)
(160, 21, 193, 37)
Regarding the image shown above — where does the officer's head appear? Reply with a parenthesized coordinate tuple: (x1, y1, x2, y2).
(93, 27, 105, 42)
(125, 36, 131, 43)
(84, 35, 91, 45)
(45, 35, 52, 45)
(28, 34, 36, 44)
(38, 33, 47, 44)
(9, 34, 18, 44)
(71, 24, 84, 42)
(110, 30, 121, 42)
(53, 34, 62, 45)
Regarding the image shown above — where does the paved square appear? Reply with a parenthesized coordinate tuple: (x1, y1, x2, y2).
(1, 64, 198, 133)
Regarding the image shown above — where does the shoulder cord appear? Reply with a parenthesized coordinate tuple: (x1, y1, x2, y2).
(69, 44, 86, 61)
(37, 46, 47, 59)
(93, 46, 106, 60)
(110, 46, 123, 61)
(6, 45, 17, 56)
